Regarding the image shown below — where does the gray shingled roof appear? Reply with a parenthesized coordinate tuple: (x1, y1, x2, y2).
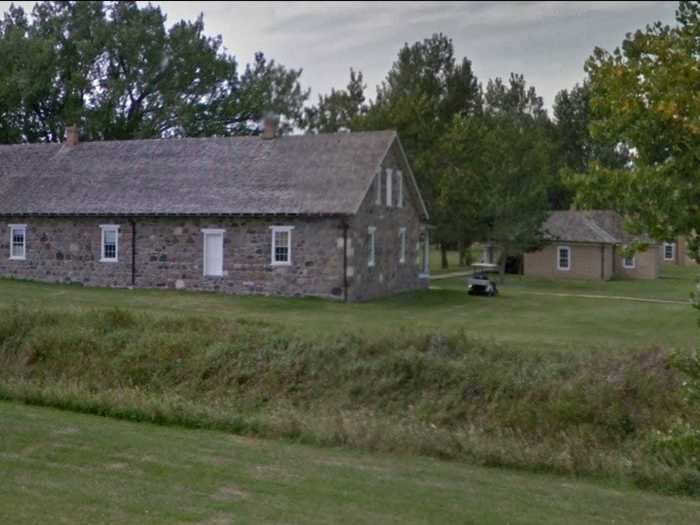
(0, 130, 428, 218)
(542, 210, 652, 244)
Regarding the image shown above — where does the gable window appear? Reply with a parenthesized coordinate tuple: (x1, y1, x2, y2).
(663, 242, 676, 261)
(385, 169, 393, 207)
(270, 226, 293, 266)
(9, 224, 26, 260)
(399, 227, 406, 264)
(557, 246, 570, 271)
(100, 225, 119, 262)
(623, 254, 636, 269)
(397, 171, 404, 208)
(375, 171, 382, 205)
(368, 226, 376, 267)
(202, 228, 225, 276)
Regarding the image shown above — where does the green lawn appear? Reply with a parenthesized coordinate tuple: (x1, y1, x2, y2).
(1, 401, 698, 525)
(0, 264, 697, 351)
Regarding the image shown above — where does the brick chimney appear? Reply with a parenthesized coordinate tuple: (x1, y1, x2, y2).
(261, 113, 280, 140)
(65, 125, 79, 146)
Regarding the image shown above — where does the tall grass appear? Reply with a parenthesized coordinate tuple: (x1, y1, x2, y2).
(0, 306, 698, 495)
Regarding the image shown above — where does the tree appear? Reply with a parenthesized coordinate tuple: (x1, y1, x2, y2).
(303, 69, 367, 133)
(0, 1, 309, 143)
(353, 33, 483, 268)
(551, 83, 630, 208)
(572, 0, 700, 256)
(438, 76, 553, 280)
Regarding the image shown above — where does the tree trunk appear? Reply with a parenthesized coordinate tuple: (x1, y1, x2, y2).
(497, 244, 508, 284)
(457, 239, 465, 267)
(440, 244, 448, 270)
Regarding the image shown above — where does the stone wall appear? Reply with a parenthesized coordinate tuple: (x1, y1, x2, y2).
(346, 140, 429, 301)
(0, 216, 347, 300)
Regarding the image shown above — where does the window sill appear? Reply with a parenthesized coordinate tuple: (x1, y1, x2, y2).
(9, 256, 26, 261)
(557, 268, 571, 272)
(100, 258, 119, 263)
(204, 273, 224, 278)
(271, 261, 292, 267)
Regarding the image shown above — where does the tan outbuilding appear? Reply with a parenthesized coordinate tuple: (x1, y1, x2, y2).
(524, 210, 660, 281)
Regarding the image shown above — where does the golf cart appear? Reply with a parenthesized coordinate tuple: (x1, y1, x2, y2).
(467, 263, 499, 296)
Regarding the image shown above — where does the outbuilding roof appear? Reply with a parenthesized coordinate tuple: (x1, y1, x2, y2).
(542, 210, 652, 245)
(0, 130, 428, 219)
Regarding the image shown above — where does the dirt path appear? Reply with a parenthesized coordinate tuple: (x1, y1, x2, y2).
(511, 291, 689, 305)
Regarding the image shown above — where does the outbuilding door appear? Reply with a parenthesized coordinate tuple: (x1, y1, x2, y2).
(203, 230, 224, 277)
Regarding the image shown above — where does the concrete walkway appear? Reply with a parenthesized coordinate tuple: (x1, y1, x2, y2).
(430, 271, 472, 280)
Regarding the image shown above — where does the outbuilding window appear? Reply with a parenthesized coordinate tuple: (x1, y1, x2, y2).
(623, 254, 636, 269)
(9, 224, 26, 260)
(100, 225, 119, 262)
(399, 227, 406, 264)
(368, 226, 376, 267)
(663, 242, 676, 261)
(557, 246, 570, 271)
(270, 226, 293, 266)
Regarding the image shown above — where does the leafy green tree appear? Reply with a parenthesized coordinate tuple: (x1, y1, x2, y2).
(551, 83, 630, 208)
(0, 1, 309, 143)
(572, 0, 700, 255)
(303, 69, 367, 133)
(352, 33, 482, 268)
(439, 76, 552, 279)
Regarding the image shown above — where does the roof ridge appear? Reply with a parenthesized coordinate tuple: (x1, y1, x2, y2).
(582, 214, 619, 243)
(0, 129, 397, 150)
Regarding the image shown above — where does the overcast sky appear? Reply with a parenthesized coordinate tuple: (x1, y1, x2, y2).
(1, 1, 678, 110)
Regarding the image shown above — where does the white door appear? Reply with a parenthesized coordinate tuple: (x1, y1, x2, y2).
(203, 232, 224, 276)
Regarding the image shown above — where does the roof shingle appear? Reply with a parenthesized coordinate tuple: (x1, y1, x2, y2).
(0, 130, 412, 217)
(542, 210, 652, 244)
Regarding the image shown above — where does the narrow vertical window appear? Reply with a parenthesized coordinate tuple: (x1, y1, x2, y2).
(399, 227, 406, 264)
(368, 226, 376, 267)
(375, 171, 381, 205)
(663, 242, 676, 261)
(397, 171, 404, 208)
(9, 224, 26, 260)
(623, 254, 636, 269)
(385, 169, 393, 207)
(270, 226, 293, 265)
(557, 246, 570, 271)
(202, 228, 225, 276)
(100, 225, 120, 262)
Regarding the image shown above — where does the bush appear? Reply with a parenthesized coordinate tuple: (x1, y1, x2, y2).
(0, 306, 697, 495)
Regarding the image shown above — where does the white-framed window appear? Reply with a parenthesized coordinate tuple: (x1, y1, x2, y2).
(623, 254, 636, 269)
(397, 171, 404, 208)
(202, 228, 225, 277)
(9, 224, 26, 260)
(270, 226, 293, 266)
(100, 225, 119, 262)
(385, 169, 393, 207)
(375, 171, 382, 205)
(399, 227, 406, 264)
(663, 242, 676, 261)
(557, 245, 571, 271)
(368, 226, 376, 267)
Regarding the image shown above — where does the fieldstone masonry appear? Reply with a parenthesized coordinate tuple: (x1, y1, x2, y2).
(0, 135, 429, 301)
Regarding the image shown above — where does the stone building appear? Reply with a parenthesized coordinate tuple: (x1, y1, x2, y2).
(524, 210, 660, 281)
(0, 127, 430, 301)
